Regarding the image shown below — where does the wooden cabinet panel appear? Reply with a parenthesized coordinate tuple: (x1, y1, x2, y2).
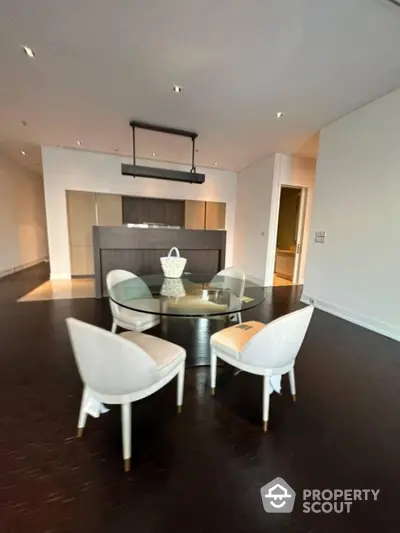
(185, 200, 206, 229)
(96, 193, 122, 226)
(70, 246, 94, 276)
(122, 196, 185, 226)
(205, 202, 226, 230)
(66, 191, 96, 246)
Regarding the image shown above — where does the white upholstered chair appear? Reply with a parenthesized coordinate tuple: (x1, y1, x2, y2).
(209, 267, 246, 323)
(106, 269, 160, 333)
(210, 305, 314, 432)
(66, 317, 186, 472)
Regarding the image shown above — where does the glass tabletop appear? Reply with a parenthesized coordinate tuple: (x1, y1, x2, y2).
(108, 272, 266, 318)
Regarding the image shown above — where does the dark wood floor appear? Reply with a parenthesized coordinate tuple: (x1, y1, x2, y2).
(1, 263, 399, 533)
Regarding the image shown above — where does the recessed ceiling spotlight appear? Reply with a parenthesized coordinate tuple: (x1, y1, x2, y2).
(21, 150, 26, 155)
(152, 152, 156, 156)
(21, 45, 35, 58)
(173, 85, 183, 93)
(76, 140, 82, 146)
(21, 120, 28, 127)
(276, 111, 284, 118)
(113, 148, 119, 152)
(214, 162, 218, 166)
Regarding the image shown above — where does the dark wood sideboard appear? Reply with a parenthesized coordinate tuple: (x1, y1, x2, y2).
(93, 226, 226, 298)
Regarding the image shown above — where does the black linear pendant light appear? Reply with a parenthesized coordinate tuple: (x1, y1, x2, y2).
(121, 121, 205, 184)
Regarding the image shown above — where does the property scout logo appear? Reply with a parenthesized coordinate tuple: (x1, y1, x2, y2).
(260, 477, 380, 514)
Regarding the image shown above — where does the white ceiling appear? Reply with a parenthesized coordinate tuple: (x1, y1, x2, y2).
(1, 0, 400, 172)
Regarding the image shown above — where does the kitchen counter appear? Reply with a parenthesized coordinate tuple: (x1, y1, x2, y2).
(93, 226, 227, 298)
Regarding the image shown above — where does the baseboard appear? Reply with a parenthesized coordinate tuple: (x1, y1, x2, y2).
(50, 273, 71, 280)
(246, 274, 265, 286)
(301, 294, 400, 343)
(0, 257, 48, 280)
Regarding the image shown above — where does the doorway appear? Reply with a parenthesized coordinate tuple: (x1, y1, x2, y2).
(273, 186, 305, 286)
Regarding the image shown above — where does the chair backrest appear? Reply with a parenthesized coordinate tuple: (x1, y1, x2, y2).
(106, 269, 153, 318)
(107, 269, 136, 288)
(66, 318, 159, 396)
(241, 305, 314, 369)
(211, 266, 246, 298)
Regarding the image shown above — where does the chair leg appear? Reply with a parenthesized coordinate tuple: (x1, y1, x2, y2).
(237, 312, 243, 324)
(263, 376, 270, 433)
(210, 347, 217, 395)
(177, 364, 185, 413)
(121, 403, 132, 472)
(289, 368, 296, 402)
(111, 320, 117, 334)
(77, 387, 89, 437)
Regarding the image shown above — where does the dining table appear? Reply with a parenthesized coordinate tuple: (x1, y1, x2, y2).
(108, 272, 268, 369)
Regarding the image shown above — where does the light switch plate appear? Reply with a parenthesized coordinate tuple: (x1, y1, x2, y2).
(315, 231, 326, 243)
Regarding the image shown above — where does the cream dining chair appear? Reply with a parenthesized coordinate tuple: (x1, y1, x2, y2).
(66, 317, 186, 472)
(209, 266, 246, 323)
(106, 269, 160, 333)
(210, 305, 314, 432)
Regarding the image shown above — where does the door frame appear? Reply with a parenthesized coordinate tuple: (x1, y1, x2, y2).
(265, 184, 308, 286)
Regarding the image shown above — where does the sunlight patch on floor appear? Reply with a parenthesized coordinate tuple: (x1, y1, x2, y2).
(18, 279, 95, 302)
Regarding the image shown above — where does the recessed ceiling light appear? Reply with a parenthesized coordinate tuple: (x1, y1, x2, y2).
(173, 85, 183, 93)
(214, 162, 218, 166)
(276, 111, 284, 118)
(21, 120, 28, 127)
(76, 140, 82, 146)
(152, 152, 156, 156)
(21, 45, 35, 58)
(113, 148, 119, 152)
(21, 151, 26, 155)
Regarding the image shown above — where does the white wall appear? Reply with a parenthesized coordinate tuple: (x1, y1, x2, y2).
(233, 153, 315, 286)
(0, 154, 48, 276)
(264, 154, 316, 286)
(233, 154, 276, 283)
(303, 87, 400, 342)
(41, 146, 237, 279)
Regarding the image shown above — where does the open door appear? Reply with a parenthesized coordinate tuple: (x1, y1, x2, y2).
(273, 186, 307, 286)
(292, 187, 307, 284)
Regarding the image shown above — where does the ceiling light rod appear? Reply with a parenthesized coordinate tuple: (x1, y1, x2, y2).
(122, 120, 205, 184)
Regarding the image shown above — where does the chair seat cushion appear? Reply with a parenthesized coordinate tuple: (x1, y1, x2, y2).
(117, 306, 160, 330)
(211, 321, 265, 358)
(119, 331, 186, 373)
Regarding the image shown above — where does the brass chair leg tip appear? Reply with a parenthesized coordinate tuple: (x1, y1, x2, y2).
(211, 387, 215, 396)
(77, 427, 84, 438)
(124, 459, 131, 472)
(263, 422, 268, 433)
(292, 394, 297, 402)
(177, 405, 182, 414)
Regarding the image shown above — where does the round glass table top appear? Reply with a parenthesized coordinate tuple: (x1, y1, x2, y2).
(108, 272, 266, 318)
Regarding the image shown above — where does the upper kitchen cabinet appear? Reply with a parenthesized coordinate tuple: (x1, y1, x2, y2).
(205, 202, 226, 230)
(96, 193, 122, 226)
(185, 200, 206, 230)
